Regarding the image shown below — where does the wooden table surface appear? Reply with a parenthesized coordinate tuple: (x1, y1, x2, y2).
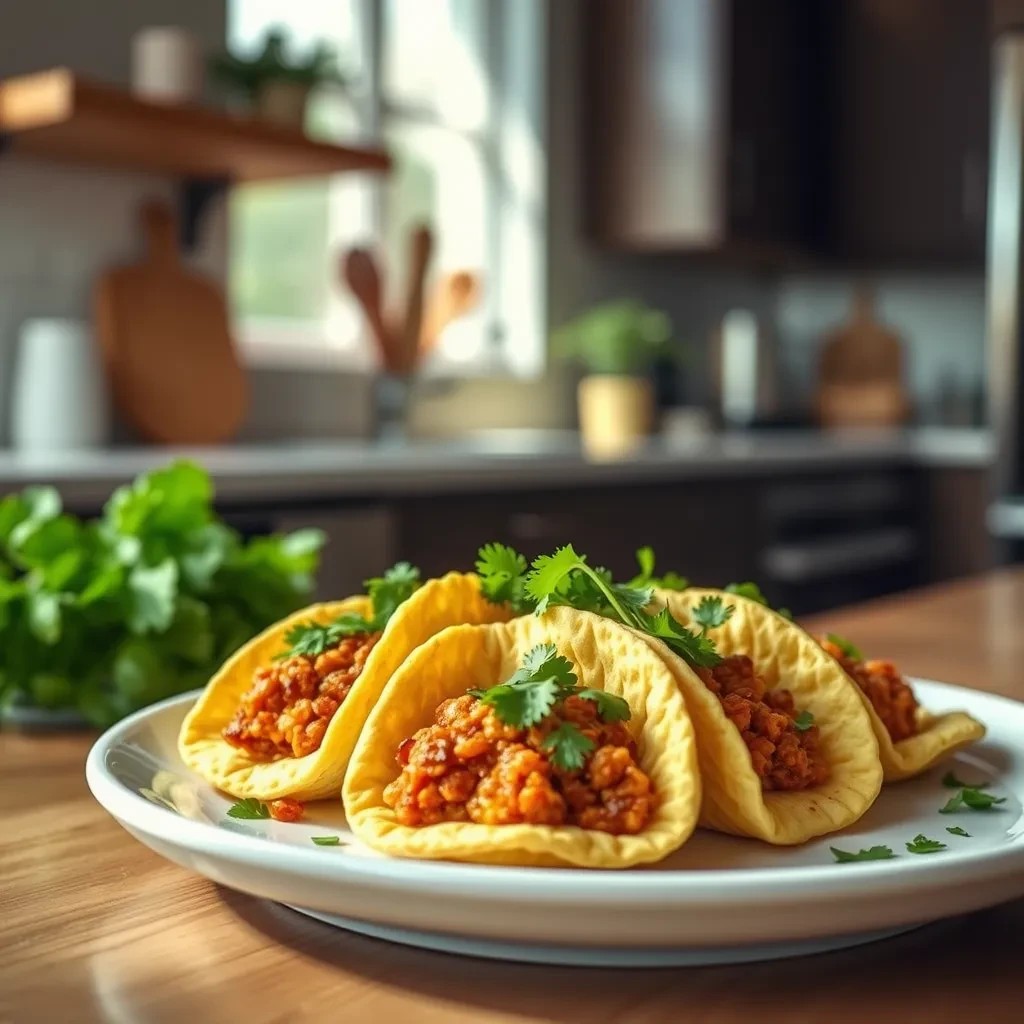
(4, 570, 1024, 1024)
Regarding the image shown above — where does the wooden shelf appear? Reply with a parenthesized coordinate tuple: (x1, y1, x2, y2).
(0, 68, 391, 182)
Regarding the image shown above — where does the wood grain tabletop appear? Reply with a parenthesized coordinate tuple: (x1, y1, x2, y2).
(3, 570, 1024, 1024)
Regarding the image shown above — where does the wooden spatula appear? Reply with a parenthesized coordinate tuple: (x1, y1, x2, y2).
(94, 200, 247, 444)
(396, 224, 433, 375)
(420, 270, 482, 354)
(342, 248, 395, 371)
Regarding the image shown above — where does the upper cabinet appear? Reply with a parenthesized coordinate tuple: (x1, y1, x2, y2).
(583, 0, 992, 268)
(583, 0, 828, 257)
(825, 0, 991, 267)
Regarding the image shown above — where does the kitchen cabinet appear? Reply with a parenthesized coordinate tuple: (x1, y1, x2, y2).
(582, 0, 829, 256)
(583, 0, 990, 267)
(825, 0, 991, 267)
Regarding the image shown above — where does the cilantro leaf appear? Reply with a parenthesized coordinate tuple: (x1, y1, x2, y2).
(541, 723, 595, 771)
(365, 561, 420, 624)
(634, 546, 655, 581)
(826, 633, 863, 661)
(939, 792, 964, 814)
(942, 770, 989, 790)
(513, 643, 578, 691)
(311, 835, 341, 846)
(629, 547, 688, 591)
(725, 581, 769, 606)
(525, 545, 586, 613)
(475, 543, 534, 613)
(656, 571, 690, 591)
(476, 678, 560, 727)
(577, 688, 631, 722)
(127, 558, 179, 634)
(793, 710, 815, 732)
(277, 614, 376, 660)
(476, 542, 528, 581)
(961, 787, 1005, 810)
(636, 607, 721, 668)
(777, 607, 793, 621)
(906, 833, 947, 855)
(830, 845, 896, 863)
(945, 826, 971, 838)
(691, 594, 733, 633)
(226, 798, 270, 820)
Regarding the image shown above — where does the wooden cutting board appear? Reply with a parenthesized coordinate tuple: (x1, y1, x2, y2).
(815, 285, 910, 428)
(94, 200, 247, 444)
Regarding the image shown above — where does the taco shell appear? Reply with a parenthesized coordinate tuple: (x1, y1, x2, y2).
(650, 588, 883, 844)
(343, 606, 701, 868)
(178, 572, 511, 801)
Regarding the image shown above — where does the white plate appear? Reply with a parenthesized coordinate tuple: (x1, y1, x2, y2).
(86, 681, 1024, 967)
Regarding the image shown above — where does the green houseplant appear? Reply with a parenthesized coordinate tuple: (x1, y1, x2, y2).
(552, 299, 673, 458)
(210, 29, 349, 128)
(0, 461, 324, 729)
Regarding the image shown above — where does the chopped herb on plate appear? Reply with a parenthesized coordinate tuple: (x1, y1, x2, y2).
(830, 845, 896, 863)
(311, 836, 341, 846)
(942, 770, 989, 790)
(226, 798, 270, 820)
(945, 826, 971, 838)
(940, 787, 1005, 814)
(906, 834, 947, 855)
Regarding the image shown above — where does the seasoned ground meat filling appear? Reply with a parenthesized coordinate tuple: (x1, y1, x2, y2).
(222, 633, 380, 760)
(696, 655, 829, 791)
(818, 638, 919, 742)
(383, 693, 656, 834)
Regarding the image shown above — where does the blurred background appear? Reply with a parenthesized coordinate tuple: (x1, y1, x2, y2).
(5, 0, 1024, 726)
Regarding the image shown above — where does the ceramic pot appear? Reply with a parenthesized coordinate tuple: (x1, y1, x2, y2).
(131, 27, 204, 104)
(577, 374, 654, 459)
(256, 80, 310, 128)
(10, 318, 110, 452)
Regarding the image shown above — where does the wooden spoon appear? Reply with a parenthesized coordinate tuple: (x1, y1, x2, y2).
(397, 224, 433, 375)
(342, 248, 393, 371)
(420, 270, 482, 354)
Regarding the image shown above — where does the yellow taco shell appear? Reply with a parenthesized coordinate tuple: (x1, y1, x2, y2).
(650, 588, 883, 845)
(343, 606, 701, 868)
(178, 572, 511, 801)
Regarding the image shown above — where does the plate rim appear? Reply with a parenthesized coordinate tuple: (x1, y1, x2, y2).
(86, 680, 1024, 906)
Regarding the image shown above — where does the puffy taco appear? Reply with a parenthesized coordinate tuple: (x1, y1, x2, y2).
(651, 587, 883, 845)
(178, 567, 512, 804)
(816, 633, 985, 782)
(343, 606, 701, 868)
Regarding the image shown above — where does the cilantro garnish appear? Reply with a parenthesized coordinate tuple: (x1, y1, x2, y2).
(830, 845, 896, 863)
(945, 826, 971, 838)
(311, 835, 341, 846)
(825, 633, 863, 661)
(942, 770, 989, 790)
(724, 582, 792, 619)
(468, 644, 632, 772)
(940, 786, 1005, 814)
(690, 594, 733, 632)
(629, 546, 689, 591)
(906, 833, 947, 855)
(475, 543, 533, 613)
(541, 723, 596, 771)
(793, 710, 815, 732)
(278, 561, 421, 658)
(226, 798, 270, 820)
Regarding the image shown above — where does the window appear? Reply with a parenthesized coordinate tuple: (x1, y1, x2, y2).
(227, 0, 546, 376)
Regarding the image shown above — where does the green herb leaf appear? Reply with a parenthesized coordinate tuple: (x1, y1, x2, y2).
(826, 633, 863, 661)
(945, 826, 971, 838)
(525, 545, 586, 613)
(691, 594, 734, 633)
(576, 688, 632, 722)
(311, 835, 341, 846)
(477, 678, 560, 728)
(126, 558, 179, 634)
(942, 770, 989, 790)
(655, 571, 690, 591)
(906, 833, 947, 855)
(793, 710, 815, 732)
(830, 845, 896, 863)
(365, 561, 421, 625)
(777, 607, 793, 621)
(634, 546, 655, 581)
(961, 787, 1005, 810)
(725, 581, 769, 606)
(475, 542, 534, 613)
(27, 589, 62, 645)
(226, 798, 270, 820)
(278, 615, 375, 660)
(636, 607, 721, 668)
(939, 792, 965, 814)
(541, 722, 595, 771)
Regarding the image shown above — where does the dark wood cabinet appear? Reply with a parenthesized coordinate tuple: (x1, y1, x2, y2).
(583, 0, 828, 257)
(825, 0, 991, 267)
(584, 0, 991, 267)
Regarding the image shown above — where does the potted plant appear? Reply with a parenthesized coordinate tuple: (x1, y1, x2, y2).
(552, 299, 674, 458)
(210, 30, 348, 129)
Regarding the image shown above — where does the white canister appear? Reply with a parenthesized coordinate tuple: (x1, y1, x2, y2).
(132, 27, 204, 104)
(10, 318, 110, 452)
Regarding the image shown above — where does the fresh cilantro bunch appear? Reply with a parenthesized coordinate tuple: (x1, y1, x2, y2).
(0, 462, 324, 726)
(279, 561, 421, 659)
(476, 542, 724, 669)
(468, 643, 631, 770)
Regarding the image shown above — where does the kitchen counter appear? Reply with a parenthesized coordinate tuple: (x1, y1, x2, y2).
(0, 428, 993, 505)
(3, 569, 1021, 1024)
